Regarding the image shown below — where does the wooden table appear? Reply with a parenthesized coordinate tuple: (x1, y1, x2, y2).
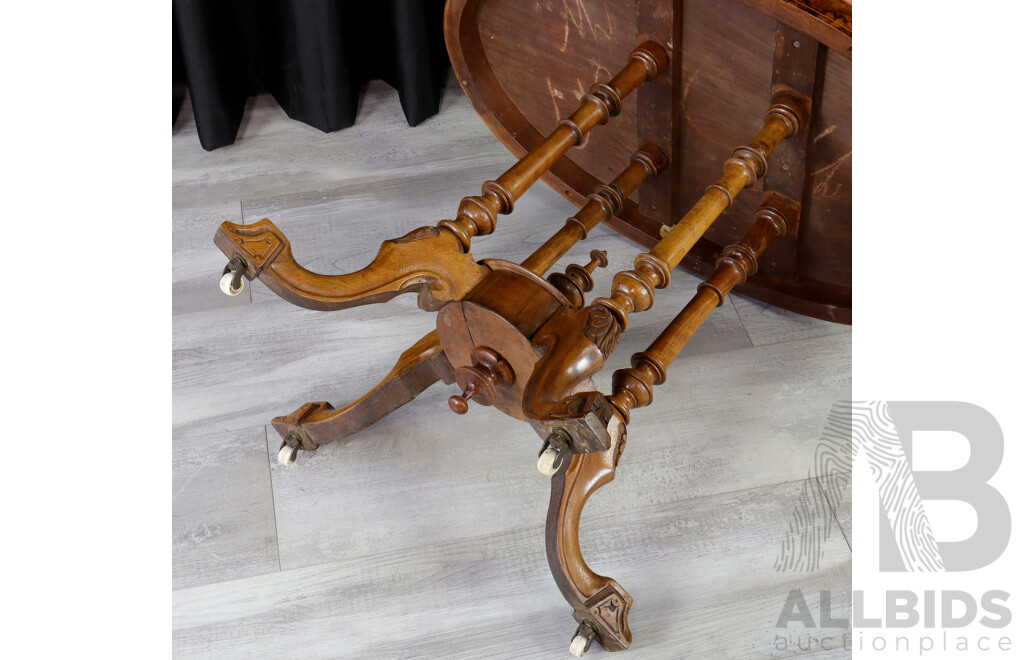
(446, 0, 851, 323)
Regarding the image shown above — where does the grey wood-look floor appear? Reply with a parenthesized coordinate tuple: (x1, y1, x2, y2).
(172, 77, 852, 659)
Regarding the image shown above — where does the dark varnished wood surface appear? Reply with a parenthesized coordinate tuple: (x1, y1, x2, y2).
(445, 0, 851, 322)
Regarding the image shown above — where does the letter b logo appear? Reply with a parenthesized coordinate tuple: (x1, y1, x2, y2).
(871, 402, 1010, 571)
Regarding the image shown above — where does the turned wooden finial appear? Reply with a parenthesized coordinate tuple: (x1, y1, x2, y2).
(447, 390, 473, 415)
(547, 249, 609, 307)
(447, 347, 515, 415)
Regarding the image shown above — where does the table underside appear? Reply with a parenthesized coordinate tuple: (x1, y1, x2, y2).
(446, 0, 852, 322)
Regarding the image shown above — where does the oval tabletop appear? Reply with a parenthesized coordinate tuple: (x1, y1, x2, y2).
(445, 0, 852, 323)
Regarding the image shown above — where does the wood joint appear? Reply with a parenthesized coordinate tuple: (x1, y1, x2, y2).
(629, 40, 670, 79)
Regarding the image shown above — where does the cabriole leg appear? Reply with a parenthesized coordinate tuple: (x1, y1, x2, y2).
(546, 422, 632, 654)
(269, 331, 454, 464)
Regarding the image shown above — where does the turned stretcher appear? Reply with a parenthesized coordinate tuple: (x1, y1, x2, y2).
(214, 0, 851, 654)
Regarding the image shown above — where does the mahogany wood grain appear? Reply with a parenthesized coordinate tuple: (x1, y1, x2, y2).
(673, 0, 776, 271)
(635, 0, 680, 227)
(445, 0, 665, 245)
(476, 0, 640, 192)
(755, 21, 821, 280)
(445, 0, 852, 322)
(796, 46, 851, 290)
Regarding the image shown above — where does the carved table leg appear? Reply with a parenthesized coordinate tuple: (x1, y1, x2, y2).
(546, 422, 632, 655)
(215, 42, 669, 314)
(270, 331, 454, 463)
(215, 220, 489, 312)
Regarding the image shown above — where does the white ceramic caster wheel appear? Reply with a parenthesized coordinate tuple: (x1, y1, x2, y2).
(278, 443, 298, 466)
(220, 271, 244, 296)
(569, 633, 591, 657)
(537, 446, 564, 476)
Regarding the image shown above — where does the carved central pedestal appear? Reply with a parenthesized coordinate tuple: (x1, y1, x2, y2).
(210, 2, 852, 649)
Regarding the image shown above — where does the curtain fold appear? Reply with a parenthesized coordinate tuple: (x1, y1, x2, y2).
(173, 0, 450, 151)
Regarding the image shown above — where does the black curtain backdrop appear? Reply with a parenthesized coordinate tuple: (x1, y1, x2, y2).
(173, 0, 450, 151)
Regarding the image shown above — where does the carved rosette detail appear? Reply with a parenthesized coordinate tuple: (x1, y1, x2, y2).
(582, 305, 620, 357)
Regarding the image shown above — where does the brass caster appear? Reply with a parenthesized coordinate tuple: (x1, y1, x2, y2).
(569, 622, 597, 657)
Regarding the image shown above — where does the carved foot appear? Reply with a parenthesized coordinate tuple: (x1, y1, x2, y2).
(546, 419, 632, 652)
(270, 331, 454, 461)
(214, 219, 489, 311)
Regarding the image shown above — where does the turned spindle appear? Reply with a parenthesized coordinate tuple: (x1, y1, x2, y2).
(608, 197, 795, 423)
(448, 346, 515, 415)
(520, 144, 667, 276)
(438, 41, 669, 252)
(547, 250, 608, 307)
(591, 90, 809, 332)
